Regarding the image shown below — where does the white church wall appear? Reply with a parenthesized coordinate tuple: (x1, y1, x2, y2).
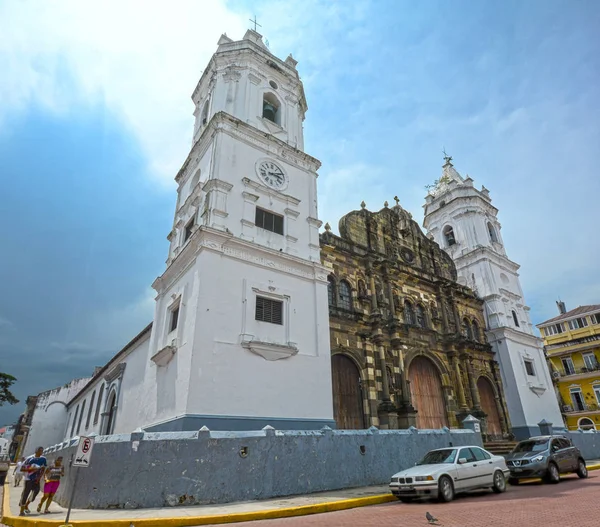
(179, 247, 332, 428)
(23, 377, 90, 455)
(63, 328, 152, 440)
(143, 264, 198, 429)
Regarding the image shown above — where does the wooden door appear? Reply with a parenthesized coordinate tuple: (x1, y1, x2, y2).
(332, 354, 365, 429)
(408, 356, 449, 429)
(477, 377, 502, 437)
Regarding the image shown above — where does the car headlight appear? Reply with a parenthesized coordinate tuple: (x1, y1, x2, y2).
(415, 476, 434, 482)
(531, 455, 544, 463)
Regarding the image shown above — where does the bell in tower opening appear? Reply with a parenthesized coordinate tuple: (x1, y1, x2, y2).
(262, 93, 280, 124)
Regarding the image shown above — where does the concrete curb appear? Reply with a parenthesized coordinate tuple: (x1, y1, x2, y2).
(3, 464, 599, 526)
(1, 483, 395, 527)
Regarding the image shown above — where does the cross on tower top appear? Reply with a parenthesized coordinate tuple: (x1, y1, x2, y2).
(442, 147, 453, 165)
(249, 15, 262, 32)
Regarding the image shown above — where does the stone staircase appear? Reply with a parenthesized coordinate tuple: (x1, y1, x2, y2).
(484, 440, 517, 457)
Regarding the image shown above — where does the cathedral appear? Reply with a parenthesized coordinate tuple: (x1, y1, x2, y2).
(17, 29, 562, 456)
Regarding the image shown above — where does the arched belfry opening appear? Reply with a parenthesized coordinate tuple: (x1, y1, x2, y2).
(262, 92, 281, 125)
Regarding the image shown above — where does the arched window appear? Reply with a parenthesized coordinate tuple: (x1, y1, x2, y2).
(77, 399, 86, 435)
(105, 391, 117, 435)
(512, 310, 520, 327)
(327, 276, 336, 307)
(94, 384, 104, 425)
(262, 92, 281, 125)
(462, 318, 473, 340)
(85, 390, 96, 430)
(443, 225, 456, 246)
(472, 320, 480, 342)
(70, 405, 79, 437)
(487, 222, 498, 243)
(404, 301, 415, 325)
(579, 417, 595, 430)
(201, 99, 209, 126)
(416, 304, 427, 328)
(338, 280, 352, 310)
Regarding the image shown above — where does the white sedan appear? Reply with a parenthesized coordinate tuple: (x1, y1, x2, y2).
(389, 445, 510, 503)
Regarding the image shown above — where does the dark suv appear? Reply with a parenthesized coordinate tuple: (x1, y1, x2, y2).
(505, 435, 587, 485)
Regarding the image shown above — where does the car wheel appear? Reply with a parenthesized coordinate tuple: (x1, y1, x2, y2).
(576, 459, 588, 479)
(544, 462, 560, 484)
(508, 477, 520, 486)
(438, 475, 455, 503)
(397, 497, 414, 503)
(492, 470, 506, 493)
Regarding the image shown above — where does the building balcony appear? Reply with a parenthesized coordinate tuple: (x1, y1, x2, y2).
(554, 364, 600, 381)
(562, 403, 600, 415)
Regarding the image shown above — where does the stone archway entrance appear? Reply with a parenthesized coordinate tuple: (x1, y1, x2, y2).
(477, 377, 502, 437)
(332, 354, 365, 429)
(408, 356, 449, 429)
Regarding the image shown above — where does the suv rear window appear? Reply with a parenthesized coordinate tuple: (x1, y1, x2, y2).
(513, 439, 549, 453)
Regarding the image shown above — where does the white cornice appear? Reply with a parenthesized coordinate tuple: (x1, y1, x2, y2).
(154, 226, 328, 294)
(242, 177, 301, 206)
(454, 247, 520, 273)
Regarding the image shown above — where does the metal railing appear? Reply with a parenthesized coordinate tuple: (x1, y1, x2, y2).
(559, 364, 600, 377)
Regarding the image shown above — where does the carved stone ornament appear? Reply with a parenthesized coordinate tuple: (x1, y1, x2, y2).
(400, 248, 415, 263)
(241, 338, 299, 361)
(151, 345, 177, 367)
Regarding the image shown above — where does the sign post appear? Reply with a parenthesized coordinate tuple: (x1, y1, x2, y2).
(60, 436, 95, 527)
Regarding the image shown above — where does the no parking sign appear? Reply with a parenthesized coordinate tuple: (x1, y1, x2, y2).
(73, 436, 95, 467)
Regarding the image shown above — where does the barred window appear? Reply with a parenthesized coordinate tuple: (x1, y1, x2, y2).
(255, 207, 284, 235)
(327, 276, 336, 307)
(338, 280, 352, 310)
(404, 301, 415, 325)
(256, 296, 283, 325)
(416, 304, 427, 328)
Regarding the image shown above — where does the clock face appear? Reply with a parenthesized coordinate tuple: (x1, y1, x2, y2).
(257, 160, 287, 190)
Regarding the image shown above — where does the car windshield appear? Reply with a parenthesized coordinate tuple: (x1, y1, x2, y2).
(417, 449, 457, 465)
(513, 439, 549, 453)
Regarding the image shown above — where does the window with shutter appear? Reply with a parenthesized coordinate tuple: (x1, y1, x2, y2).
(255, 296, 283, 325)
(255, 207, 284, 235)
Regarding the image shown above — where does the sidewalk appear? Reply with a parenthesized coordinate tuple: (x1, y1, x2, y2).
(3, 462, 600, 527)
(1, 469, 393, 527)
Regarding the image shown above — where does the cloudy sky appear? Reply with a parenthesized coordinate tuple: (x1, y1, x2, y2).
(1, 0, 598, 426)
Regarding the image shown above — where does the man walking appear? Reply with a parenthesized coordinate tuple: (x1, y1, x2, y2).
(19, 447, 47, 516)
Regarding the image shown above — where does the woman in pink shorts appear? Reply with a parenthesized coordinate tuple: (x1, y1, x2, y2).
(37, 457, 64, 514)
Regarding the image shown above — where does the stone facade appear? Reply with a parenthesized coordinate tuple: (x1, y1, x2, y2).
(321, 200, 511, 439)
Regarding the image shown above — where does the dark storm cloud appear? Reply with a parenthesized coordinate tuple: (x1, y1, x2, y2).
(0, 106, 171, 426)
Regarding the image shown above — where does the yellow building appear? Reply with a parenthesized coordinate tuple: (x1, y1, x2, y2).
(538, 302, 600, 431)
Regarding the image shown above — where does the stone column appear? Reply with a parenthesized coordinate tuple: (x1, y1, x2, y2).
(368, 267, 378, 312)
(452, 354, 469, 411)
(490, 360, 510, 436)
(390, 333, 417, 428)
(375, 336, 397, 429)
(465, 358, 482, 410)
(439, 288, 450, 334)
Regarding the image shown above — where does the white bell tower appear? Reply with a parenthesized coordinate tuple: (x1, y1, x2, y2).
(144, 30, 334, 431)
(423, 156, 563, 439)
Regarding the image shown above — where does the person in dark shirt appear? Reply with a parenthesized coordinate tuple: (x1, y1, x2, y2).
(19, 447, 47, 516)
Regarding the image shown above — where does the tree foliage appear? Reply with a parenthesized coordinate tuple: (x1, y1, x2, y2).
(0, 372, 18, 406)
